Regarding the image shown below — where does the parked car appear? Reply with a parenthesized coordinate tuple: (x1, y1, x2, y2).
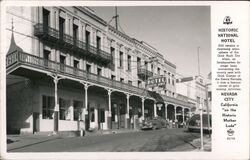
(141, 117, 167, 130)
(186, 114, 212, 133)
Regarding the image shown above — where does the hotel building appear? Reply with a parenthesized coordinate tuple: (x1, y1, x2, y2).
(6, 6, 195, 134)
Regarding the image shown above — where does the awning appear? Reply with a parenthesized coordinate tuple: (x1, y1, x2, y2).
(162, 95, 196, 108)
(148, 91, 164, 104)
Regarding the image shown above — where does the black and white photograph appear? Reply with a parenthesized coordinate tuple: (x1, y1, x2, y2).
(5, 5, 212, 152)
(1, 1, 249, 160)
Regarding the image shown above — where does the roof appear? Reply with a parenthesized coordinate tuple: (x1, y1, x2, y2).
(7, 32, 23, 55)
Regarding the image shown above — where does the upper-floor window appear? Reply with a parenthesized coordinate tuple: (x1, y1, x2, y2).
(86, 64, 91, 73)
(60, 55, 66, 64)
(158, 67, 161, 75)
(73, 59, 79, 68)
(145, 61, 148, 70)
(137, 57, 141, 68)
(73, 24, 79, 45)
(111, 75, 116, 80)
(120, 78, 124, 83)
(43, 8, 50, 28)
(110, 47, 115, 65)
(168, 72, 171, 84)
(85, 30, 90, 48)
(138, 80, 142, 88)
(60, 55, 66, 71)
(97, 68, 102, 76)
(59, 17, 65, 40)
(127, 55, 131, 71)
(128, 80, 132, 85)
(199, 78, 203, 84)
(119, 51, 123, 68)
(73, 59, 79, 75)
(43, 49, 50, 60)
(96, 36, 101, 51)
(197, 96, 201, 104)
(172, 74, 175, 86)
(151, 64, 154, 72)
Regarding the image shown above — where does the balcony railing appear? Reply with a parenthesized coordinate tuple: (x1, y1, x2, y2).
(34, 23, 111, 64)
(137, 68, 153, 79)
(6, 51, 149, 97)
(6, 51, 194, 108)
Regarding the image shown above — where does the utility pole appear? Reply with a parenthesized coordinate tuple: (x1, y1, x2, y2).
(206, 83, 211, 137)
(199, 100, 204, 150)
(115, 6, 119, 30)
(197, 47, 200, 76)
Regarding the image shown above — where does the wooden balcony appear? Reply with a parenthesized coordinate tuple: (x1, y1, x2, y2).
(137, 68, 153, 80)
(34, 23, 111, 65)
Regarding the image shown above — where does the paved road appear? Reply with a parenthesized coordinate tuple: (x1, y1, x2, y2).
(8, 128, 202, 152)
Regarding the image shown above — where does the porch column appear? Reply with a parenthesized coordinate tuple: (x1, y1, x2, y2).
(126, 94, 130, 129)
(47, 73, 64, 134)
(174, 105, 177, 122)
(165, 102, 168, 120)
(80, 82, 91, 130)
(141, 97, 145, 120)
(154, 101, 157, 117)
(69, 99, 74, 121)
(189, 109, 191, 118)
(107, 89, 112, 129)
(94, 108, 98, 128)
(182, 107, 185, 122)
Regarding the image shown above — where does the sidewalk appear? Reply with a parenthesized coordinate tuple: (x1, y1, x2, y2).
(190, 135, 212, 152)
(7, 128, 140, 151)
(7, 134, 62, 151)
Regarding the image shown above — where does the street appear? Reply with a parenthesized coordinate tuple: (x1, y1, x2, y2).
(7, 128, 210, 152)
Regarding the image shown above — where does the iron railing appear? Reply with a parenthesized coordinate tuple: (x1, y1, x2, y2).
(34, 23, 111, 63)
(6, 51, 194, 107)
(137, 68, 153, 78)
(6, 51, 148, 97)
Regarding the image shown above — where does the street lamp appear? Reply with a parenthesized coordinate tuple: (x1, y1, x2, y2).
(199, 100, 204, 150)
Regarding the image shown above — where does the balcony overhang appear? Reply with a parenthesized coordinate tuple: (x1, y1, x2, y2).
(34, 23, 111, 65)
(6, 51, 194, 109)
(137, 68, 153, 80)
(6, 51, 152, 100)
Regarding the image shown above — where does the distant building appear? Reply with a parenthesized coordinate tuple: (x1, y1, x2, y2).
(6, 6, 195, 134)
(176, 75, 211, 115)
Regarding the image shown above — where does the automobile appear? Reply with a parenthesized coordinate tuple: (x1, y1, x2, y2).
(186, 114, 212, 133)
(141, 117, 167, 130)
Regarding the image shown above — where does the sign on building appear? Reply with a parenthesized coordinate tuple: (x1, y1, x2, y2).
(176, 76, 194, 83)
(147, 75, 166, 87)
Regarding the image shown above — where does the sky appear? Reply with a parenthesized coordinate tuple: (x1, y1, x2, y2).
(90, 6, 211, 79)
